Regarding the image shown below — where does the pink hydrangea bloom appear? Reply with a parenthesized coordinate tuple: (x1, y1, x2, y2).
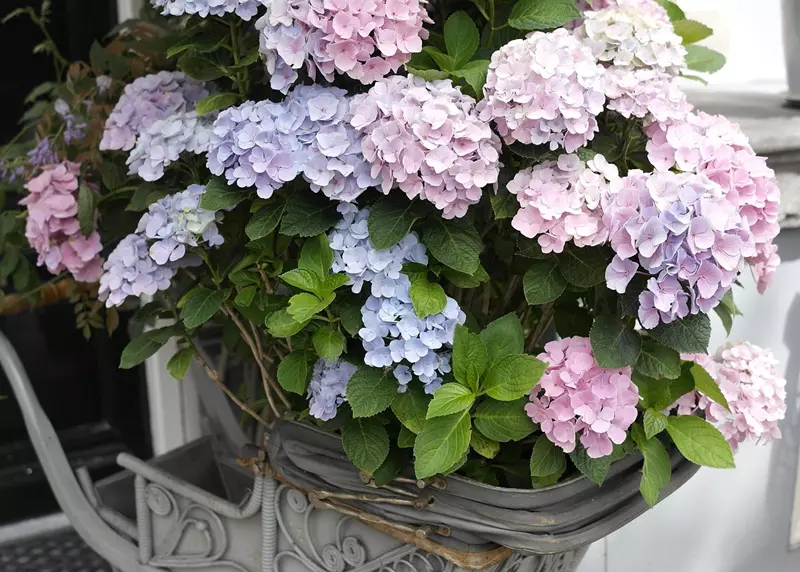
(679, 343, 787, 451)
(478, 28, 606, 152)
(20, 162, 103, 283)
(525, 337, 639, 458)
(574, 0, 686, 75)
(645, 112, 782, 291)
(604, 66, 691, 122)
(602, 169, 754, 328)
(256, 0, 429, 93)
(350, 75, 501, 218)
(508, 153, 614, 253)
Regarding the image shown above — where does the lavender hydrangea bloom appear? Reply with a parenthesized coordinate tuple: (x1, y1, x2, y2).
(136, 184, 224, 265)
(127, 111, 215, 181)
(98, 234, 177, 307)
(150, 0, 262, 20)
(307, 358, 358, 421)
(206, 85, 379, 200)
(100, 72, 211, 152)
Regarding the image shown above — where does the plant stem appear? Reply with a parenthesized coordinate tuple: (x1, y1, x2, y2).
(528, 302, 555, 353)
(97, 185, 136, 203)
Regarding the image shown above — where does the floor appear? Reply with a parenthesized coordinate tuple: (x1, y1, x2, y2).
(0, 528, 109, 572)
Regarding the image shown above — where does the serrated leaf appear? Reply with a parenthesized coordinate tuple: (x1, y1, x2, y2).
(422, 217, 482, 274)
(178, 54, 226, 81)
(649, 313, 711, 353)
(281, 268, 324, 294)
(523, 259, 567, 305)
(690, 363, 730, 411)
(338, 297, 363, 337)
(529, 436, 566, 477)
(657, 0, 685, 21)
(559, 245, 607, 288)
(570, 446, 611, 485)
(414, 410, 471, 479)
(509, 0, 580, 30)
(287, 292, 334, 322)
(473, 398, 535, 442)
(673, 19, 713, 44)
(281, 192, 339, 237)
(667, 415, 735, 469)
(452, 325, 488, 391)
(182, 287, 229, 329)
(266, 309, 310, 338)
(277, 351, 311, 394)
(235, 285, 257, 308)
(444, 11, 479, 66)
(299, 233, 334, 278)
(422, 46, 456, 71)
(372, 446, 408, 486)
(342, 419, 390, 474)
(392, 384, 430, 433)
(347, 366, 397, 418)
(636, 338, 681, 379)
(167, 347, 195, 381)
(199, 177, 246, 211)
(246, 202, 284, 241)
(441, 265, 489, 288)
(644, 408, 668, 439)
(479, 313, 524, 369)
(470, 430, 500, 459)
(77, 185, 95, 237)
(452, 59, 490, 95)
(590, 315, 642, 368)
(685, 45, 726, 73)
(631, 424, 671, 507)
(398, 426, 417, 448)
(312, 327, 345, 359)
(409, 278, 447, 318)
(197, 92, 239, 116)
(120, 325, 183, 369)
(633, 368, 694, 411)
(427, 383, 475, 419)
(484, 354, 547, 401)
(368, 196, 423, 250)
(490, 186, 519, 220)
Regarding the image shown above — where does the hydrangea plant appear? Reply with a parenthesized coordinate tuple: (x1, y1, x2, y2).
(0, 0, 787, 508)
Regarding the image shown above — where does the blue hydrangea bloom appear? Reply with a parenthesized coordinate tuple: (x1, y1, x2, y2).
(307, 358, 357, 421)
(206, 84, 379, 201)
(151, 0, 262, 20)
(98, 234, 177, 307)
(136, 184, 224, 265)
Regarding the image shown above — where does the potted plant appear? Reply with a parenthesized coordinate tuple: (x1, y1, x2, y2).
(0, 0, 787, 570)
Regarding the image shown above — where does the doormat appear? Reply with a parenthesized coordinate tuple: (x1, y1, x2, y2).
(0, 528, 109, 572)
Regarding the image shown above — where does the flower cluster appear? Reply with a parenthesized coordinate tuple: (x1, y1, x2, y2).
(207, 85, 378, 201)
(54, 99, 87, 144)
(574, 0, 686, 75)
(526, 337, 639, 458)
(508, 154, 614, 253)
(350, 75, 501, 218)
(127, 111, 215, 182)
(150, 0, 262, 20)
(27, 138, 59, 168)
(307, 358, 358, 421)
(478, 29, 606, 152)
(255, 0, 428, 93)
(100, 72, 211, 152)
(20, 162, 104, 283)
(677, 343, 787, 451)
(99, 185, 223, 307)
(329, 204, 465, 392)
(645, 112, 782, 292)
(604, 66, 691, 122)
(603, 170, 753, 328)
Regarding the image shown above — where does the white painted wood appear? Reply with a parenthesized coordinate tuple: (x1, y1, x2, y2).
(116, 0, 144, 22)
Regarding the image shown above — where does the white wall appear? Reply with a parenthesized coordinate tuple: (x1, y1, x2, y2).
(116, 0, 144, 21)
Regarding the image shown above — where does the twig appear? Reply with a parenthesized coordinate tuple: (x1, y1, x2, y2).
(527, 302, 555, 353)
(249, 320, 291, 409)
(193, 348, 269, 427)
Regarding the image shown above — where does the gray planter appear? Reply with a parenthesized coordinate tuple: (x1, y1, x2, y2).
(0, 331, 696, 572)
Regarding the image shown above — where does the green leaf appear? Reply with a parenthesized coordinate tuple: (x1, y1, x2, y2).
(666, 415, 735, 469)
(570, 446, 611, 485)
(100, 161, 125, 191)
(246, 203, 285, 241)
(470, 430, 500, 459)
(473, 398, 535, 442)
(196, 92, 239, 116)
(422, 46, 457, 71)
(657, 0, 685, 21)
(89, 41, 109, 70)
(281, 192, 339, 237)
(342, 419, 390, 474)
(235, 285, 257, 308)
(398, 426, 417, 448)
(120, 325, 183, 369)
(182, 287, 230, 329)
(529, 436, 566, 477)
(470, 0, 491, 20)
(479, 313, 525, 369)
(167, 347, 194, 381)
(444, 11, 479, 66)
(633, 368, 694, 411)
(673, 19, 713, 44)
(407, 65, 451, 81)
(490, 186, 519, 220)
(372, 446, 408, 486)
(127, 183, 167, 211)
(636, 338, 681, 379)
(509, 0, 580, 30)
(559, 245, 607, 288)
(177, 54, 226, 80)
(277, 351, 311, 394)
(392, 384, 430, 433)
(414, 410, 471, 479)
(200, 177, 246, 211)
(713, 303, 733, 335)
(347, 366, 397, 418)
(324, 273, 351, 291)
(281, 268, 324, 294)
(298, 234, 334, 278)
(690, 363, 730, 411)
(590, 315, 642, 368)
(427, 383, 475, 419)
(409, 279, 447, 318)
(523, 259, 567, 305)
(441, 265, 489, 288)
(77, 185, 95, 237)
(649, 313, 711, 353)
(644, 408, 668, 439)
(312, 327, 345, 359)
(484, 354, 547, 401)
(452, 59, 490, 95)
(368, 196, 423, 250)
(338, 297, 364, 337)
(452, 325, 488, 391)
(24, 82, 56, 104)
(685, 45, 726, 73)
(631, 424, 672, 507)
(287, 292, 334, 322)
(422, 217, 482, 274)
(266, 309, 310, 337)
